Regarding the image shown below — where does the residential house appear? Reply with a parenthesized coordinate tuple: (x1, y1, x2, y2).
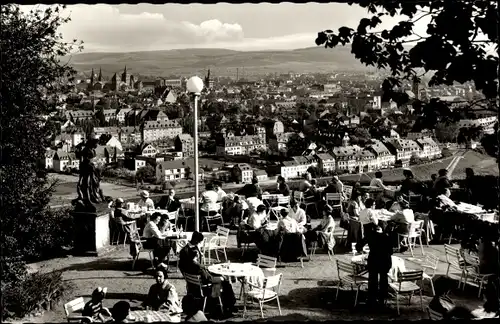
(233, 163, 253, 184)
(268, 132, 294, 154)
(280, 156, 315, 180)
(53, 133, 73, 152)
(66, 110, 94, 122)
(216, 135, 267, 156)
(253, 169, 268, 182)
(43, 149, 56, 170)
(155, 159, 203, 182)
(95, 145, 124, 165)
(457, 116, 497, 135)
(134, 155, 164, 172)
(142, 120, 183, 142)
(367, 140, 395, 169)
(263, 120, 284, 138)
(105, 136, 123, 150)
(331, 134, 361, 173)
(174, 134, 195, 157)
(53, 150, 79, 172)
(116, 108, 132, 123)
(384, 138, 421, 167)
(416, 137, 441, 160)
(315, 153, 336, 174)
(137, 143, 158, 157)
(355, 149, 378, 173)
(94, 127, 120, 139)
(119, 126, 142, 146)
(406, 129, 434, 140)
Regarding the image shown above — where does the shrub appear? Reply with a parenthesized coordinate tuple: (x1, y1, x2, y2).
(441, 148, 453, 158)
(1, 270, 73, 320)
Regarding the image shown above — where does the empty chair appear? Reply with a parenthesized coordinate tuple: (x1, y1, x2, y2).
(343, 185, 353, 201)
(420, 253, 440, 296)
(244, 273, 283, 318)
(461, 252, 494, 298)
(293, 191, 304, 204)
(335, 259, 368, 307)
(269, 196, 290, 220)
(203, 203, 223, 232)
(130, 230, 155, 270)
(325, 193, 342, 212)
(444, 244, 471, 288)
(254, 254, 278, 275)
(202, 226, 229, 264)
(389, 270, 424, 315)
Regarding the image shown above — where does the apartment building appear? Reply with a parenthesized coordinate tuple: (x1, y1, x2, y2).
(174, 134, 195, 157)
(216, 135, 268, 156)
(416, 137, 441, 160)
(142, 120, 183, 143)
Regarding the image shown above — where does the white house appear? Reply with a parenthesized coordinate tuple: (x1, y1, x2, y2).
(43, 149, 56, 170)
(156, 159, 202, 182)
(367, 140, 395, 169)
(315, 153, 336, 174)
(280, 156, 315, 180)
(416, 137, 441, 160)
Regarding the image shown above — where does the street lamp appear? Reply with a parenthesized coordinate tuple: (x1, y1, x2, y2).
(186, 76, 204, 232)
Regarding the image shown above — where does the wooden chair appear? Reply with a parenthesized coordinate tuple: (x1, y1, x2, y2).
(444, 244, 471, 288)
(325, 193, 342, 212)
(389, 270, 424, 315)
(202, 226, 229, 264)
(63, 297, 93, 323)
(419, 253, 440, 296)
(462, 252, 494, 298)
(335, 260, 368, 307)
(130, 230, 155, 270)
(183, 273, 223, 313)
(397, 220, 425, 257)
(244, 273, 283, 318)
(427, 306, 444, 320)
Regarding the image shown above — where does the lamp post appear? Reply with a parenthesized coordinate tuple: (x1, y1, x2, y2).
(186, 76, 204, 232)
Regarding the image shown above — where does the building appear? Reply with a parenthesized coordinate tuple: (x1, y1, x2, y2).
(119, 127, 142, 146)
(233, 163, 254, 184)
(416, 137, 441, 160)
(66, 110, 94, 122)
(116, 108, 132, 123)
(331, 134, 361, 173)
(457, 116, 497, 135)
(43, 149, 56, 170)
(174, 134, 195, 158)
(156, 159, 200, 182)
(315, 153, 336, 174)
(53, 150, 79, 172)
(280, 156, 315, 180)
(355, 149, 378, 173)
(141, 120, 183, 142)
(93, 127, 120, 139)
(268, 132, 294, 154)
(367, 140, 395, 169)
(253, 169, 268, 182)
(216, 135, 267, 156)
(52, 133, 73, 152)
(137, 143, 158, 157)
(384, 138, 421, 167)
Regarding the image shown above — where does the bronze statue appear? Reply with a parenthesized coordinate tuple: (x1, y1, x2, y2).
(73, 135, 106, 211)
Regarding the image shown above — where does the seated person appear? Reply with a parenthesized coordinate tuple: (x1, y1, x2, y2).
(157, 189, 181, 212)
(275, 176, 290, 197)
(213, 181, 227, 202)
(145, 270, 181, 312)
(178, 231, 236, 316)
(111, 301, 131, 323)
(113, 198, 136, 232)
(247, 204, 269, 230)
(370, 171, 389, 190)
(433, 168, 453, 197)
(236, 177, 263, 200)
(305, 205, 335, 250)
(288, 200, 307, 233)
(429, 277, 476, 319)
(389, 195, 405, 212)
(200, 183, 219, 216)
(277, 209, 299, 234)
(143, 213, 169, 266)
(138, 190, 155, 210)
(390, 201, 415, 226)
(304, 179, 320, 201)
(182, 294, 208, 322)
(245, 195, 264, 215)
(158, 215, 174, 233)
(82, 287, 112, 322)
(224, 195, 244, 226)
(299, 173, 312, 192)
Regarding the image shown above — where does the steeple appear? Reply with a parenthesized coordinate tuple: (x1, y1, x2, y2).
(98, 67, 102, 82)
(90, 68, 94, 84)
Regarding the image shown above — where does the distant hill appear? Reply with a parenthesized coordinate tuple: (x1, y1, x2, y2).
(65, 46, 375, 78)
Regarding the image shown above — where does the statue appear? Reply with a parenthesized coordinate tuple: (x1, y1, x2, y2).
(73, 135, 106, 212)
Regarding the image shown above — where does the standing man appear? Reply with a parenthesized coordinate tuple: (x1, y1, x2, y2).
(367, 225, 393, 307)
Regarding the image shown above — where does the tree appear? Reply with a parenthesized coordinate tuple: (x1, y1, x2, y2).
(286, 135, 309, 157)
(136, 164, 155, 183)
(316, 0, 499, 156)
(435, 122, 459, 143)
(1, 3, 82, 275)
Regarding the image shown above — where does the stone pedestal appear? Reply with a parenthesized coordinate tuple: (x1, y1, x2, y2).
(71, 210, 113, 256)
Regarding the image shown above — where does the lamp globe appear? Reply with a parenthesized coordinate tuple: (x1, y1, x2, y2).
(186, 76, 204, 94)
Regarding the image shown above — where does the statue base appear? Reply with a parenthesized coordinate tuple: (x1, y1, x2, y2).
(71, 202, 113, 256)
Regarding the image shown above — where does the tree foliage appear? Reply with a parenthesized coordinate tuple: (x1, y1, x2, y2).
(1, 4, 82, 267)
(316, 0, 499, 133)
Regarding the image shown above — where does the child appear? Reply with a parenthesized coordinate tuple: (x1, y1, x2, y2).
(82, 287, 112, 322)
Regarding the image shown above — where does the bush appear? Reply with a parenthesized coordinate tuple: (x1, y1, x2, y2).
(1, 270, 73, 320)
(441, 148, 453, 158)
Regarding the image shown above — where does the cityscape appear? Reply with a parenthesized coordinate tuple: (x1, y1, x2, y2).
(2, 2, 499, 323)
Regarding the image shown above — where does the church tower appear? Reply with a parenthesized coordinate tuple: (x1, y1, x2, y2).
(121, 66, 130, 85)
(98, 67, 103, 82)
(90, 68, 95, 85)
(342, 133, 350, 147)
(111, 73, 119, 92)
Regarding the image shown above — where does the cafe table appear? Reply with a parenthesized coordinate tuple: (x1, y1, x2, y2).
(159, 231, 216, 253)
(351, 254, 407, 281)
(207, 262, 265, 316)
(128, 310, 181, 323)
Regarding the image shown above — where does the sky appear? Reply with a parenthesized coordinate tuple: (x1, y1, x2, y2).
(21, 3, 433, 53)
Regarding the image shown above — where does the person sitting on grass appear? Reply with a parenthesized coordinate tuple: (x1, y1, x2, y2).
(182, 294, 208, 322)
(145, 270, 181, 312)
(82, 287, 112, 323)
(111, 301, 131, 323)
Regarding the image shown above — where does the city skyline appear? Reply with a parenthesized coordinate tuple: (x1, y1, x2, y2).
(22, 3, 431, 53)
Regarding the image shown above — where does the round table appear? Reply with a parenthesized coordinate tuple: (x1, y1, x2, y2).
(207, 262, 264, 316)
